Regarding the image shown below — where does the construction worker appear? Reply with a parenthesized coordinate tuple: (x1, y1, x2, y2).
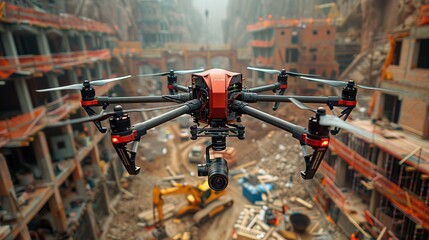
(350, 232, 359, 240)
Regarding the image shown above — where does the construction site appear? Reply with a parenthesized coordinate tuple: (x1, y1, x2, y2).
(0, 0, 428, 239)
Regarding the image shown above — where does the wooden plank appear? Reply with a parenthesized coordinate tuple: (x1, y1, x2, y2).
(165, 166, 178, 185)
(290, 197, 313, 209)
(233, 160, 257, 170)
(161, 175, 185, 181)
(262, 228, 275, 240)
(376, 227, 387, 240)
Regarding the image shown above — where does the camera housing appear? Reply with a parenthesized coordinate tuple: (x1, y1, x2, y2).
(197, 157, 229, 191)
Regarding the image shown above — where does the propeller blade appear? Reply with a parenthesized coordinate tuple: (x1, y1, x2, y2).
(36, 75, 132, 92)
(137, 72, 169, 77)
(175, 69, 205, 75)
(300, 76, 347, 87)
(356, 84, 402, 93)
(301, 76, 402, 93)
(319, 115, 374, 139)
(247, 67, 281, 75)
(137, 69, 204, 77)
(91, 75, 132, 86)
(285, 71, 320, 77)
(36, 84, 83, 92)
(289, 98, 317, 113)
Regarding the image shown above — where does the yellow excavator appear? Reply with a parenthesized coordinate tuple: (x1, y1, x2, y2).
(152, 180, 234, 239)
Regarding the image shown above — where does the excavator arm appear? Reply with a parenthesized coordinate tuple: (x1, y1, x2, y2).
(152, 183, 203, 228)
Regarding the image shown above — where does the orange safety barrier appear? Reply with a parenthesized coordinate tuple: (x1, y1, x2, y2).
(0, 106, 46, 140)
(0, 50, 111, 80)
(417, 4, 429, 26)
(247, 18, 333, 32)
(1, 3, 113, 33)
(0, 94, 80, 147)
(330, 138, 429, 229)
(249, 38, 276, 48)
(321, 176, 346, 209)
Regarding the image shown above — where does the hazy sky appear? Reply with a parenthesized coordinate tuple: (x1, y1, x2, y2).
(193, 0, 228, 44)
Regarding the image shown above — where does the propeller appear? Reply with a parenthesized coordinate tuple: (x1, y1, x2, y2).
(300, 76, 401, 93)
(47, 103, 185, 127)
(36, 75, 132, 92)
(289, 98, 374, 139)
(137, 69, 204, 77)
(247, 67, 320, 77)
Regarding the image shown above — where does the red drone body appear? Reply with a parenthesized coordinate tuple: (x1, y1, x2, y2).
(191, 69, 243, 124)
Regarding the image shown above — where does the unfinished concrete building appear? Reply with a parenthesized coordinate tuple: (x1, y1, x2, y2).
(311, 4, 429, 239)
(247, 18, 339, 93)
(0, 2, 131, 239)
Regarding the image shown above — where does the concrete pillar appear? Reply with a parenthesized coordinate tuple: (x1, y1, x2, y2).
(90, 147, 102, 177)
(0, 154, 19, 218)
(33, 132, 55, 182)
(78, 34, 87, 52)
(48, 189, 68, 233)
(1, 29, 18, 57)
(335, 157, 347, 188)
(100, 181, 111, 214)
(14, 78, 34, 113)
(16, 227, 31, 240)
(85, 34, 96, 51)
(85, 205, 99, 240)
(105, 61, 112, 77)
(83, 67, 91, 80)
(95, 62, 103, 79)
(37, 30, 51, 56)
(67, 69, 78, 84)
(63, 124, 86, 196)
(369, 190, 380, 215)
(33, 131, 68, 233)
(62, 32, 71, 52)
(100, 35, 107, 49)
(47, 73, 62, 101)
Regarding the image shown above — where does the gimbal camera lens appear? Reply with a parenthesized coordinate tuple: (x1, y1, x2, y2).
(198, 158, 229, 191)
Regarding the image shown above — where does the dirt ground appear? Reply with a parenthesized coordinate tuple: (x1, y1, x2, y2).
(102, 103, 346, 240)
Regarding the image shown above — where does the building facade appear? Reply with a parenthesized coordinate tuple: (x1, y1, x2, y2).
(312, 6, 429, 239)
(247, 18, 339, 91)
(0, 2, 130, 239)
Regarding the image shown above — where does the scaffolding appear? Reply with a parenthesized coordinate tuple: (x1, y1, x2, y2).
(0, 3, 113, 33)
(330, 137, 429, 229)
(0, 49, 111, 80)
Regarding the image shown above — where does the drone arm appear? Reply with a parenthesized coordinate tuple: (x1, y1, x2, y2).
(231, 100, 305, 138)
(110, 99, 201, 175)
(133, 99, 201, 136)
(241, 93, 341, 104)
(231, 100, 329, 180)
(173, 84, 189, 93)
(89, 94, 191, 106)
(246, 83, 281, 93)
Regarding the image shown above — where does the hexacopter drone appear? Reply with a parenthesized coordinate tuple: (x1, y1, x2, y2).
(37, 67, 398, 191)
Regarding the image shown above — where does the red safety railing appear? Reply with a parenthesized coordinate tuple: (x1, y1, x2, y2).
(249, 38, 275, 48)
(1, 3, 113, 33)
(417, 4, 429, 26)
(331, 138, 429, 229)
(247, 18, 333, 31)
(0, 94, 80, 147)
(0, 49, 111, 79)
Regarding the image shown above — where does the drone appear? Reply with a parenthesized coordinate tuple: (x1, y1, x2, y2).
(37, 67, 399, 191)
